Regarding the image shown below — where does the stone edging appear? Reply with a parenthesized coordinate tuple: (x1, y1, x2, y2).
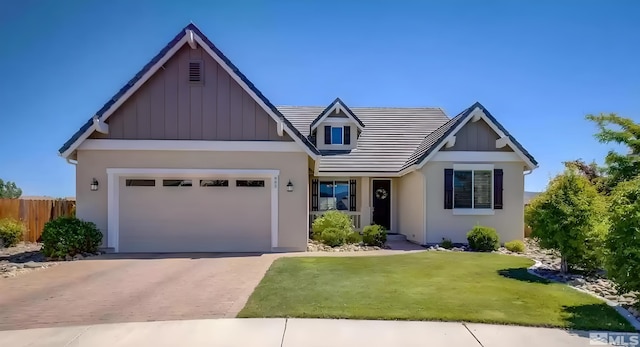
(527, 260, 640, 331)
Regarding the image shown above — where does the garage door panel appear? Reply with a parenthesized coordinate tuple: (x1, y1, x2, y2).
(119, 177, 271, 252)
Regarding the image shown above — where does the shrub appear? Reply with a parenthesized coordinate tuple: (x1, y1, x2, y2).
(505, 240, 525, 253)
(312, 210, 354, 240)
(41, 217, 102, 257)
(345, 231, 362, 244)
(0, 218, 25, 247)
(362, 224, 386, 247)
(467, 225, 500, 252)
(606, 178, 640, 295)
(318, 228, 346, 247)
(440, 238, 453, 249)
(526, 169, 608, 273)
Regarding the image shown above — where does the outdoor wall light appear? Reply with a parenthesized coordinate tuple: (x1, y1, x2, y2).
(286, 180, 294, 192)
(90, 178, 99, 191)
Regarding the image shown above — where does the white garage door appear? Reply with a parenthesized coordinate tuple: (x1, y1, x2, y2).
(118, 177, 271, 252)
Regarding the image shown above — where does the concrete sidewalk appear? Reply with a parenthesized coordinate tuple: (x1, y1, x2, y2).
(0, 318, 608, 347)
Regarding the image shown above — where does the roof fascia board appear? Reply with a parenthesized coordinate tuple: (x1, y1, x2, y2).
(192, 34, 318, 159)
(60, 35, 190, 159)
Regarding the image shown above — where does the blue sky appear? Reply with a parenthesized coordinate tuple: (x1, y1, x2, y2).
(0, 0, 638, 197)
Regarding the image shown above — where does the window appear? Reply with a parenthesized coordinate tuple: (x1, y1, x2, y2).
(162, 179, 193, 187)
(126, 179, 155, 187)
(453, 169, 492, 209)
(331, 127, 343, 145)
(319, 181, 349, 211)
(236, 180, 265, 187)
(200, 180, 229, 187)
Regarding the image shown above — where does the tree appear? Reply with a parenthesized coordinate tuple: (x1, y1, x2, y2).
(0, 179, 22, 199)
(606, 177, 640, 297)
(563, 159, 608, 194)
(525, 169, 608, 273)
(586, 113, 640, 191)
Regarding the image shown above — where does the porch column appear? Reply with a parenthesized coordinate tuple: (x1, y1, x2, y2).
(360, 177, 371, 227)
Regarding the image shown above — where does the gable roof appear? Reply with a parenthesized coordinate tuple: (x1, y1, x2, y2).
(309, 98, 366, 131)
(59, 23, 319, 158)
(405, 102, 538, 171)
(280, 106, 449, 173)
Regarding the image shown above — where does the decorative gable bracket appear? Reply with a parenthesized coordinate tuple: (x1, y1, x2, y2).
(496, 136, 509, 148)
(187, 29, 197, 49)
(92, 116, 109, 134)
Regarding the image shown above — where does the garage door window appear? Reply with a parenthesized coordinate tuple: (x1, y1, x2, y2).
(200, 180, 229, 187)
(163, 179, 193, 187)
(236, 180, 265, 187)
(126, 179, 155, 187)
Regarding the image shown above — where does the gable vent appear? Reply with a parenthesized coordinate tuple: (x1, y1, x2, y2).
(189, 61, 203, 83)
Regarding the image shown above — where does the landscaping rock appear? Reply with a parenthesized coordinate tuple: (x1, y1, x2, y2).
(73, 254, 84, 261)
(65, 255, 73, 261)
(307, 240, 382, 252)
(23, 261, 43, 269)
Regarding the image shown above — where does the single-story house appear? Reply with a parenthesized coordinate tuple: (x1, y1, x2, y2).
(59, 24, 538, 253)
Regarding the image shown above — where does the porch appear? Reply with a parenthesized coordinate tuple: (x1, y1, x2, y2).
(308, 177, 396, 231)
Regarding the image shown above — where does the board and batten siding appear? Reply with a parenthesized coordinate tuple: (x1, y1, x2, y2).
(92, 44, 291, 142)
(442, 119, 510, 152)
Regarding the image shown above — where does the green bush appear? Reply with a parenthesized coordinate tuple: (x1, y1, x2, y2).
(312, 210, 354, 240)
(362, 224, 386, 247)
(345, 231, 362, 244)
(0, 218, 25, 247)
(41, 217, 102, 257)
(606, 178, 640, 295)
(505, 240, 525, 253)
(526, 169, 608, 273)
(440, 238, 453, 249)
(467, 225, 500, 252)
(318, 228, 346, 247)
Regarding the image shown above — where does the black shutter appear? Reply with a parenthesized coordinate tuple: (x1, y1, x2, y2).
(349, 179, 356, 211)
(324, 126, 331, 144)
(494, 169, 504, 209)
(444, 169, 453, 209)
(311, 179, 319, 211)
(344, 126, 351, 145)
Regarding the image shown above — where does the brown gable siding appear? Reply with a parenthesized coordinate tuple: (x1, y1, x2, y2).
(92, 44, 291, 142)
(442, 118, 512, 152)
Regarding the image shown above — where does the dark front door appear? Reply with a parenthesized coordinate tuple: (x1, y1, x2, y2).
(372, 180, 391, 230)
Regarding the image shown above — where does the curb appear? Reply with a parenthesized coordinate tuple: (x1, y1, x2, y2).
(527, 260, 640, 332)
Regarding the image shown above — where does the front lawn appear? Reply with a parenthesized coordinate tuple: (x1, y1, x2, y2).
(239, 252, 634, 331)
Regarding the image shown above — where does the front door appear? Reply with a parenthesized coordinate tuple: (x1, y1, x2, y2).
(372, 180, 391, 230)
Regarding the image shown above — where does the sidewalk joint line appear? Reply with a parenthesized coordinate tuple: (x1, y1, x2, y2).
(63, 325, 92, 347)
(463, 323, 484, 347)
(280, 318, 288, 347)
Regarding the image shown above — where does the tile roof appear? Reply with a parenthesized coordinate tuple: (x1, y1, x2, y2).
(279, 106, 449, 173)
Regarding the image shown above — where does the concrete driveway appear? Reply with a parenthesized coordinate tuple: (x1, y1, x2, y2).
(0, 253, 275, 331)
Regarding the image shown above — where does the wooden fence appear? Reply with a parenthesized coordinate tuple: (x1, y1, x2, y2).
(0, 199, 75, 242)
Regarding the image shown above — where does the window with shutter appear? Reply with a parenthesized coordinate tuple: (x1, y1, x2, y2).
(324, 126, 331, 144)
(494, 169, 504, 209)
(449, 165, 495, 212)
(344, 126, 351, 145)
(444, 169, 453, 209)
(311, 179, 319, 211)
(349, 179, 356, 211)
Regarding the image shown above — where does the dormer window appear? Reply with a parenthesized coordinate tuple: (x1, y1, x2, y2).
(331, 127, 343, 144)
(324, 125, 351, 145)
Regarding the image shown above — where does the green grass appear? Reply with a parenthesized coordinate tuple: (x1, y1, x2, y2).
(239, 252, 635, 331)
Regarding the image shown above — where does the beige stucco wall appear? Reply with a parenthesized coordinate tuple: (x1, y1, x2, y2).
(76, 149, 309, 251)
(421, 161, 525, 244)
(397, 171, 425, 244)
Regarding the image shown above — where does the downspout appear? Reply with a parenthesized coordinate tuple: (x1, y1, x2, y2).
(65, 157, 77, 166)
